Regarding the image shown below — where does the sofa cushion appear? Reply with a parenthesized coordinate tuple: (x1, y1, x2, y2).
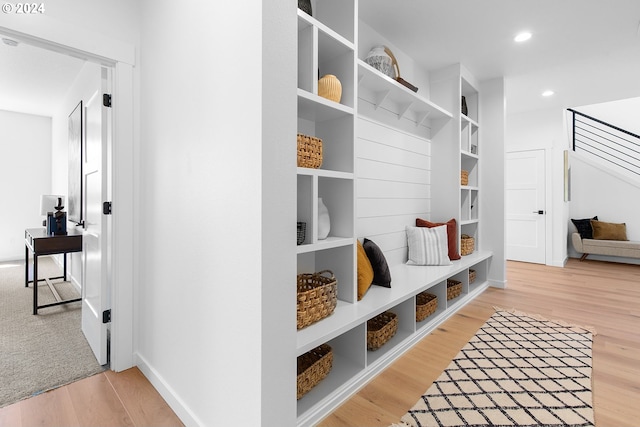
(591, 220, 628, 241)
(406, 225, 451, 266)
(356, 240, 374, 300)
(582, 238, 640, 258)
(571, 216, 598, 239)
(363, 238, 391, 288)
(416, 217, 461, 260)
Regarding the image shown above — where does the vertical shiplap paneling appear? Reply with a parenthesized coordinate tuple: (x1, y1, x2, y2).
(357, 116, 432, 265)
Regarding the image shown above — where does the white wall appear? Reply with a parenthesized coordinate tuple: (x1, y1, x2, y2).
(480, 78, 507, 286)
(506, 108, 569, 266)
(576, 97, 640, 136)
(137, 1, 295, 426)
(0, 110, 51, 261)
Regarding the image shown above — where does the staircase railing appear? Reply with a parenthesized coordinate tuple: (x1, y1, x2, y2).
(567, 108, 640, 177)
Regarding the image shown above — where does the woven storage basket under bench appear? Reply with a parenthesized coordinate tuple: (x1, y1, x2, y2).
(367, 311, 398, 351)
(415, 291, 438, 322)
(446, 279, 462, 300)
(297, 343, 333, 399)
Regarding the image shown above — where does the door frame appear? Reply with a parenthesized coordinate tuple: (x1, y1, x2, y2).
(506, 147, 554, 266)
(0, 18, 135, 371)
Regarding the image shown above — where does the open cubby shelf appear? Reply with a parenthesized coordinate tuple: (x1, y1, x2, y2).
(296, 253, 492, 425)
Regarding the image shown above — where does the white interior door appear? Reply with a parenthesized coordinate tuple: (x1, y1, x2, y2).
(82, 68, 111, 365)
(506, 150, 546, 264)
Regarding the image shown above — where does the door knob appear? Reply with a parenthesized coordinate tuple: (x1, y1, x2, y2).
(532, 210, 545, 214)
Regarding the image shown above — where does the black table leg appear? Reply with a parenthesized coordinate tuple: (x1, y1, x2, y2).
(33, 255, 38, 315)
(25, 245, 28, 288)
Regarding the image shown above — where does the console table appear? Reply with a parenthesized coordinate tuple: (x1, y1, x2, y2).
(25, 228, 83, 315)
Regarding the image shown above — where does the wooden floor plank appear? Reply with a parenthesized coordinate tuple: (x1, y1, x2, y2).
(105, 368, 184, 427)
(319, 259, 640, 426)
(19, 386, 80, 427)
(66, 374, 135, 427)
(0, 401, 22, 427)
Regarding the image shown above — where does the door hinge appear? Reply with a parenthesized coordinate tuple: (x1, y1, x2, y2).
(103, 93, 112, 108)
(103, 201, 112, 215)
(102, 309, 111, 323)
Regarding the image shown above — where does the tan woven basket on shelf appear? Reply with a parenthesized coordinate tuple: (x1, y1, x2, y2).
(469, 268, 476, 284)
(297, 133, 323, 168)
(367, 311, 398, 351)
(297, 270, 337, 329)
(447, 279, 462, 300)
(297, 343, 333, 399)
(461, 234, 475, 256)
(461, 170, 469, 186)
(415, 292, 438, 322)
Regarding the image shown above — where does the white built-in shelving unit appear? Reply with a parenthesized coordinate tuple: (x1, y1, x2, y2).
(295, 2, 492, 426)
(460, 76, 481, 244)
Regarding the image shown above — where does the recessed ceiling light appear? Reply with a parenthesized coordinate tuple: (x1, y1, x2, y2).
(514, 32, 532, 42)
(542, 90, 555, 97)
(1, 38, 19, 47)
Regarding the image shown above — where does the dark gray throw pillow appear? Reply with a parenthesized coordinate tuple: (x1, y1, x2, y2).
(363, 238, 391, 288)
(571, 216, 598, 239)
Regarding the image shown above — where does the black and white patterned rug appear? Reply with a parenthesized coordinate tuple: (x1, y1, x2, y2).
(395, 310, 595, 427)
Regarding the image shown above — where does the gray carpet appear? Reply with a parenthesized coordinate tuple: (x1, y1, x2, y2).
(0, 257, 105, 408)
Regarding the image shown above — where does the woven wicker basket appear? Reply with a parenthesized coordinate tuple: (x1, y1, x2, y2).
(297, 270, 337, 329)
(297, 133, 323, 169)
(469, 268, 476, 284)
(461, 234, 475, 256)
(461, 170, 469, 186)
(367, 311, 398, 351)
(297, 343, 332, 399)
(415, 292, 437, 322)
(447, 279, 462, 300)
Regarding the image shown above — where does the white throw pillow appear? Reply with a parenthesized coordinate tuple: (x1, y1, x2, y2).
(406, 225, 452, 266)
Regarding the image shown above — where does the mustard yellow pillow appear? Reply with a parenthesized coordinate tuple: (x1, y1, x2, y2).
(357, 240, 374, 300)
(591, 220, 628, 241)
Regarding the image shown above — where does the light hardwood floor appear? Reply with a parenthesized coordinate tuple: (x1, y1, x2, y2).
(319, 259, 640, 426)
(0, 368, 183, 427)
(1, 259, 638, 426)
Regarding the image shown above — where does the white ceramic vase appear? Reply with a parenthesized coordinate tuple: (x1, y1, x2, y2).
(317, 198, 330, 240)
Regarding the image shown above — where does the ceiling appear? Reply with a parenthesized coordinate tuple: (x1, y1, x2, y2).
(360, 0, 640, 114)
(0, 38, 86, 117)
(1, 1, 640, 117)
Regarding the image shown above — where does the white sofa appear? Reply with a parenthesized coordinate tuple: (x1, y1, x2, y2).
(571, 232, 640, 261)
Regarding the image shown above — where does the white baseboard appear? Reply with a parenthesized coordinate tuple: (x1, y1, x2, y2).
(135, 353, 201, 427)
(489, 278, 507, 289)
